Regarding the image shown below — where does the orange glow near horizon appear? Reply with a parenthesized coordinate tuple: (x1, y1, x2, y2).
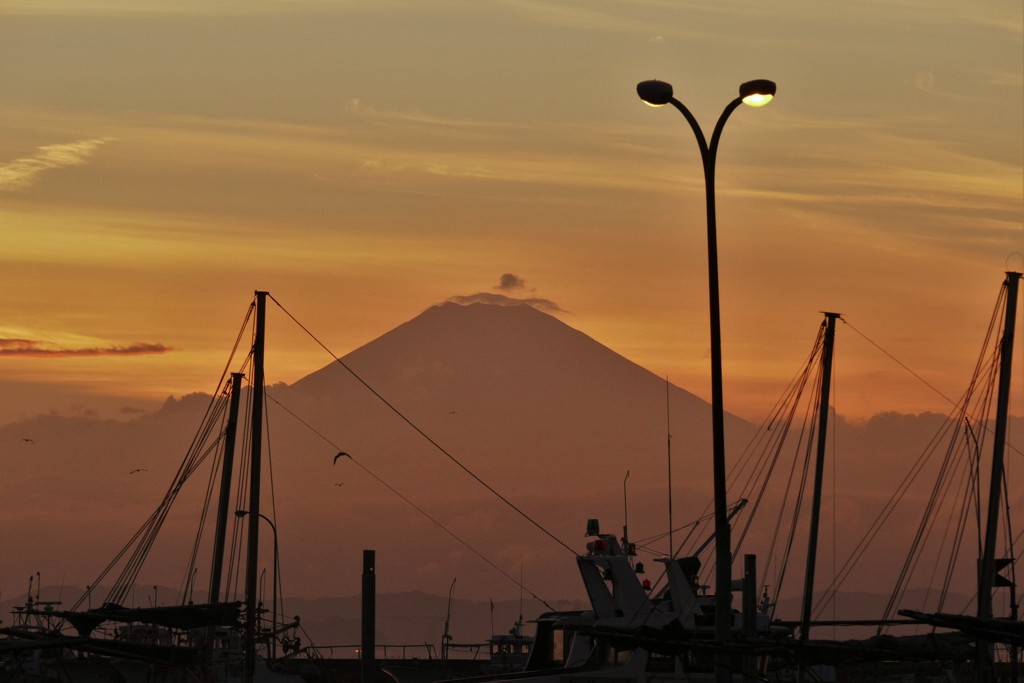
(0, 1, 1021, 427)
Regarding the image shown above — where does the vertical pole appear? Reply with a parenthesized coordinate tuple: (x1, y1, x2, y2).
(270, 518, 278, 661)
(742, 554, 757, 682)
(704, 99, 744, 683)
(362, 550, 376, 683)
(800, 312, 840, 643)
(209, 372, 244, 605)
(1010, 582, 1019, 683)
(660, 92, 754, 683)
(667, 377, 674, 558)
(703, 129, 733, 667)
(245, 291, 268, 682)
(978, 272, 1020, 681)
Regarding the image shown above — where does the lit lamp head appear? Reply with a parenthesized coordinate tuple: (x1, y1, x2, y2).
(636, 80, 674, 106)
(739, 79, 776, 107)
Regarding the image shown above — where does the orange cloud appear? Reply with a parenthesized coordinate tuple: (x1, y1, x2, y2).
(0, 339, 170, 357)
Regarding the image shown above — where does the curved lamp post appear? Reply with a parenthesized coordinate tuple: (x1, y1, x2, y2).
(636, 78, 775, 671)
(236, 509, 279, 660)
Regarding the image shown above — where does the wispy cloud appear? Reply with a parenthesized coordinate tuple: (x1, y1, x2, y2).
(0, 138, 113, 191)
(449, 275, 567, 314)
(447, 292, 566, 314)
(1, 0, 466, 17)
(0, 339, 170, 357)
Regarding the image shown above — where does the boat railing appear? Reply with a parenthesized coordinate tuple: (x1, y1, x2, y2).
(308, 643, 441, 660)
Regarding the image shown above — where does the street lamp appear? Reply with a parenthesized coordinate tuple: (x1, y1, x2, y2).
(636, 77, 776, 672)
(236, 509, 279, 660)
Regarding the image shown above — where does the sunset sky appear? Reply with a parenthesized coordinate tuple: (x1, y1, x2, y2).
(1, 0, 1022, 427)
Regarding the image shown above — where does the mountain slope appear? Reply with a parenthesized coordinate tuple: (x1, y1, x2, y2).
(279, 301, 759, 535)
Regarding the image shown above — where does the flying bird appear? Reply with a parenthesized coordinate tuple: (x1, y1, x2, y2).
(22, 438, 34, 444)
(333, 451, 351, 465)
(129, 468, 148, 474)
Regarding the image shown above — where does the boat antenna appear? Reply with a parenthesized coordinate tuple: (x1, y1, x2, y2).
(519, 557, 524, 626)
(622, 470, 630, 563)
(442, 577, 456, 663)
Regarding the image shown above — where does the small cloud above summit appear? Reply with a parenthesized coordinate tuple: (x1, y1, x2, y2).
(448, 274, 567, 314)
(496, 273, 527, 292)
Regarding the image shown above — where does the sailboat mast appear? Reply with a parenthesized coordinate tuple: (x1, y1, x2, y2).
(799, 311, 840, 642)
(244, 291, 268, 680)
(978, 272, 1020, 624)
(209, 372, 244, 604)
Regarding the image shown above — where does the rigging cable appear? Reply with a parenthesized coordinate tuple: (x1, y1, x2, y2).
(879, 412, 979, 630)
(733, 319, 825, 613)
(264, 390, 557, 612)
(841, 311, 1022, 461)
(226, 368, 256, 605)
(262, 390, 286, 629)
(267, 294, 576, 557)
(68, 303, 256, 615)
(632, 515, 709, 557)
(180, 417, 226, 604)
(67, 385, 231, 613)
(840, 318, 958, 408)
(816, 284, 1007, 620)
(943, 420, 984, 611)
(666, 320, 823, 590)
(810, 398, 965, 620)
(771, 363, 822, 616)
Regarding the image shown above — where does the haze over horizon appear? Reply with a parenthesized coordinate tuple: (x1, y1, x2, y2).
(1, 297, 1020, 624)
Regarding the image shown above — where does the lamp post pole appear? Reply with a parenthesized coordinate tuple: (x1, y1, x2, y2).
(236, 509, 279, 660)
(637, 78, 775, 681)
